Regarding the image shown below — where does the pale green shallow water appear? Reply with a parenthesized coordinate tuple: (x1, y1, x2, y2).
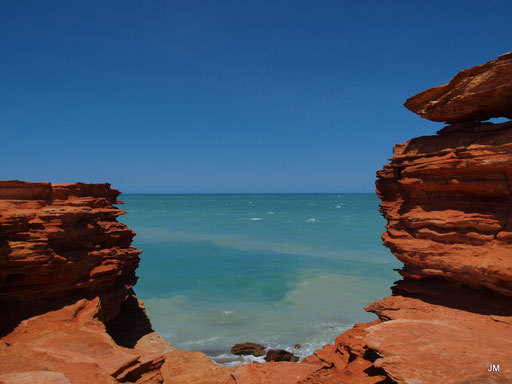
(119, 194, 401, 366)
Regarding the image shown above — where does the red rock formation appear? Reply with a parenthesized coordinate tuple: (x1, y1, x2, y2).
(404, 52, 512, 123)
(360, 112, 512, 382)
(161, 350, 234, 384)
(0, 180, 141, 335)
(332, 53, 512, 383)
(376, 119, 512, 296)
(0, 181, 172, 383)
(0, 298, 164, 384)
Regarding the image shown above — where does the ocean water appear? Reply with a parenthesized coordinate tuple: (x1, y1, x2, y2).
(119, 194, 401, 366)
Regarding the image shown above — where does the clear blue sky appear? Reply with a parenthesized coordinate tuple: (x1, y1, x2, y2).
(1, 1, 510, 193)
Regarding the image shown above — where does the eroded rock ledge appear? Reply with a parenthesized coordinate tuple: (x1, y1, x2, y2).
(404, 52, 512, 123)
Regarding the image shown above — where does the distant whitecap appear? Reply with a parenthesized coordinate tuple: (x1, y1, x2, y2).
(266, 211, 274, 215)
(250, 217, 262, 221)
(221, 310, 235, 315)
(306, 218, 316, 222)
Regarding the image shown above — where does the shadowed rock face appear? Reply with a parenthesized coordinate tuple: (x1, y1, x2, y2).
(0, 181, 142, 336)
(404, 52, 512, 123)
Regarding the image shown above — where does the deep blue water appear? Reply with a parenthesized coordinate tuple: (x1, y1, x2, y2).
(119, 194, 401, 365)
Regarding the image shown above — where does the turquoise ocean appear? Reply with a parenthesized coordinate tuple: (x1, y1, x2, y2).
(119, 194, 401, 366)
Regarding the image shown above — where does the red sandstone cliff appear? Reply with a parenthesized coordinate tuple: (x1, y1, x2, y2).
(0, 181, 174, 383)
(0, 181, 142, 335)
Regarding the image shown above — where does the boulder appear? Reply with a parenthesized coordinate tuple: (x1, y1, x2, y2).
(230, 342, 266, 357)
(264, 349, 299, 362)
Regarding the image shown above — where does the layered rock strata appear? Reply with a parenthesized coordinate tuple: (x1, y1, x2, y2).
(404, 52, 512, 122)
(376, 118, 512, 296)
(0, 181, 143, 335)
(0, 181, 171, 383)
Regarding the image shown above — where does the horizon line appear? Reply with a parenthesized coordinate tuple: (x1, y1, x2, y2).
(120, 191, 377, 195)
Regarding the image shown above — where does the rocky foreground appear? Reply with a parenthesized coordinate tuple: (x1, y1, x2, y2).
(1, 53, 512, 383)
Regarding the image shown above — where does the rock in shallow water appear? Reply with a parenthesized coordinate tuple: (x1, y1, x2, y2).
(264, 349, 299, 362)
(230, 342, 266, 357)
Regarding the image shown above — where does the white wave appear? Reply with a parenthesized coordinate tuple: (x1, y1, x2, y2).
(306, 218, 316, 222)
(180, 335, 221, 347)
(266, 211, 274, 215)
(250, 217, 262, 221)
(221, 310, 235, 315)
(211, 353, 266, 367)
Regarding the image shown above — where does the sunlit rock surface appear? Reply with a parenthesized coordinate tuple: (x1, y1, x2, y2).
(404, 52, 512, 123)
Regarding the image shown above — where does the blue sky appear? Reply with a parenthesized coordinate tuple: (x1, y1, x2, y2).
(1, 1, 511, 193)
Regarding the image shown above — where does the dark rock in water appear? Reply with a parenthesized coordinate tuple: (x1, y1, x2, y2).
(231, 342, 266, 357)
(294, 344, 301, 349)
(264, 349, 299, 362)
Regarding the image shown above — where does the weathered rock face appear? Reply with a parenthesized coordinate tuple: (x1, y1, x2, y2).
(364, 291, 512, 384)
(355, 54, 512, 382)
(376, 119, 512, 296)
(0, 181, 141, 335)
(0, 298, 165, 384)
(404, 52, 512, 123)
(0, 181, 175, 383)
